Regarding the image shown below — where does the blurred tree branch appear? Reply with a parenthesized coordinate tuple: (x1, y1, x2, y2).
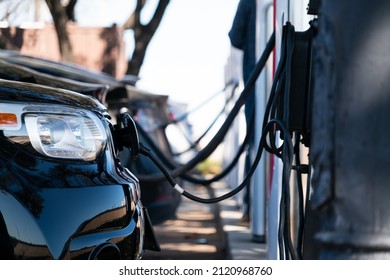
(45, 0, 77, 62)
(123, 0, 170, 76)
(0, 0, 25, 50)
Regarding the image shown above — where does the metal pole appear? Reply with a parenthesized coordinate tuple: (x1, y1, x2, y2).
(307, 0, 390, 259)
(252, 0, 274, 243)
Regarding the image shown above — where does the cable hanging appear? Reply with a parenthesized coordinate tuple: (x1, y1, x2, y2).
(134, 106, 254, 185)
(169, 81, 240, 157)
(136, 30, 276, 183)
(125, 22, 312, 260)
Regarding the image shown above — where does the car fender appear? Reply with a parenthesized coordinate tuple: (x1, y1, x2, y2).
(0, 190, 52, 259)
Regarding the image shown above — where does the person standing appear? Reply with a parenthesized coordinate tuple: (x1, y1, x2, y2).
(228, 0, 257, 224)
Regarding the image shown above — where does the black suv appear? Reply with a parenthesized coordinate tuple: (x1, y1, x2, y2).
(0, 77, 159, 259)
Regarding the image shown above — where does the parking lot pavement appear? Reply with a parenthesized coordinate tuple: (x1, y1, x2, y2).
(142, 183, 227, 260)
(214, 182, 268, 260)
(142, 181, 267, 260)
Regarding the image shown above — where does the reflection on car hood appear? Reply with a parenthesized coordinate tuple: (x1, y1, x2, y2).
(0, 78, 107, 116)
(0, 59, 109, 104)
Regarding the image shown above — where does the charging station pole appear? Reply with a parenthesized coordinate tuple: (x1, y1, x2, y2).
(307, 0, 390, 259)
(251, 0, 274, 243)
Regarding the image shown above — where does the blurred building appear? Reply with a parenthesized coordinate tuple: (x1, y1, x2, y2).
(0, 22, 127, 78)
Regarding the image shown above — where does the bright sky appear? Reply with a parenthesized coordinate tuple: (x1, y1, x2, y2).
(134, 0, 241, 137)
(76, 0, 241, 137)
(77, 0, 240, 103)
(135, 1, 239, 100)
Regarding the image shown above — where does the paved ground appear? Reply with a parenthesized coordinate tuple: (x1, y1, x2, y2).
(142, 183, 228, 260)
(142, 181, 268, 260)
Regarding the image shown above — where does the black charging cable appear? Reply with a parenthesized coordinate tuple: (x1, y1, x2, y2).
(136, 31, 275, 183)
(128, 22, 310, 260)
(169, 81, 240, 158)
(134, 107, 254, 185)
(139, 118, 293, 204)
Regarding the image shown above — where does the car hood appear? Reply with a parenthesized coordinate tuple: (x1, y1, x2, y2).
(0, 78, 108, 117)
(0, 59, 109, 104)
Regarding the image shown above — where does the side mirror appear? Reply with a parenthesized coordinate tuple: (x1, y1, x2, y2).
(114, 112, 139, 160)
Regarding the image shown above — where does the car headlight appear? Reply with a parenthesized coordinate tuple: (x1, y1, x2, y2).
(1, 103, 107, 161)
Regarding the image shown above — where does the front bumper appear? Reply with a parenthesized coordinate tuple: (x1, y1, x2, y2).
(0, 183, 145, 260)
(0, 138, 155, 259)
(69, 197, 146, 260)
